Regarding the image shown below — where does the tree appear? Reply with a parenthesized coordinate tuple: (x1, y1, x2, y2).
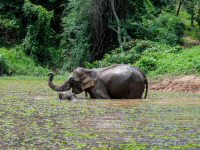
(195, 3, 200, 35)
(23, 0, 54, 65)
(61, 0, 91, 71)
(109, 0, 122, 47)
(29, 0, 68, 43)
(177, 0, 183, 16)
(0, 0, 25, 45)
(184, 0, 198, 27)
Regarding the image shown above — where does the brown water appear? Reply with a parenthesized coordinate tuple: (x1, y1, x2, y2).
(86, 97, 200, 107)
(34, 96, 200, 107)
(1, 79, 200, 149)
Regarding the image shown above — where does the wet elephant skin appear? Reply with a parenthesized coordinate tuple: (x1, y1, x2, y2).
(48, 64, 148, 99)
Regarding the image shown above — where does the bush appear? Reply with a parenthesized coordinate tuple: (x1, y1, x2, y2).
(0, 46, 50, 76)
(0, 53, 9, 75)
(0, 0, 24, 46)
(135, 56, 157, 74)
(22, 0, 54, 66)
(192, 28, 200, 41)
(0, 18, 21, 46)
(86, 41, 200, 76)
(145, 13, 185, 45)
(154, 45, 200, 75)
(85, 40, 183, 69)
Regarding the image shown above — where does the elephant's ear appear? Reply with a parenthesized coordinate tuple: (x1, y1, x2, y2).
(81, 75, 95, 91)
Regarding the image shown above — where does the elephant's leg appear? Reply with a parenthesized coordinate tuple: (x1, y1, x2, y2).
(128, 93, 142, 99)
(92, 81, 111, 99)
(128, 88, 144, 99)
(127, 83, 143, 99)
(95, 92, 110, 99)
(94, 88, 110, 99)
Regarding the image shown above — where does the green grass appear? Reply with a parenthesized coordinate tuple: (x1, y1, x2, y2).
(0, 74, 69, 80)
(145, 8, 200, 77)
(0, 46, 50, 76)
(179, 8, 200, 42)
(148, 45, 200, 77)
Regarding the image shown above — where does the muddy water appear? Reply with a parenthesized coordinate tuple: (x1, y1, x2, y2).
(69, 97, 200, 149)
(34, 96, 200, 107)
(86, 97, 200, 107)
(1, 78, 200, 149)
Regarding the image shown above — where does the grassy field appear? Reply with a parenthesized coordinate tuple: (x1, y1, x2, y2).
(1, 78, 200, 149)
(144, 44, 200, 79)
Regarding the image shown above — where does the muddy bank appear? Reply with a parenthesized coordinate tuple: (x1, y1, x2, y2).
(150, 75, 200, 93)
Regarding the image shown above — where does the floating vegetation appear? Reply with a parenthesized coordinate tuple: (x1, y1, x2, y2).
(0, 78, 200, 149)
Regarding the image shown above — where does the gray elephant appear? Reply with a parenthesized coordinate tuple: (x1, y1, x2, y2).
(48, 64, 148, 99)
(59, 92, 77, 100)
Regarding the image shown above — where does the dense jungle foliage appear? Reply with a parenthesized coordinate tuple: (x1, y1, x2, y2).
(0, 0, 200, 76)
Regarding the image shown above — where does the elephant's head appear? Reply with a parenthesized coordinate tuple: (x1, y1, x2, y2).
(48, 68, 95, 94)
(59, 92, 77, 100)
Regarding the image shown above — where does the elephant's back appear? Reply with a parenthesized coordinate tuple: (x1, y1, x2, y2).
(100, 65, 143, 81)
(100, 65, 145, 99)
(100, 65, 129, 76)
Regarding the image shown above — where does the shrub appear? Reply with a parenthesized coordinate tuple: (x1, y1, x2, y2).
(22, 0, 54, 66)
(0, 53, 9, 75)
(0, 46, 50, 76)
(85, 40, 183, 69)
(148, 45, 200, 75)
(146, 13, 185, 45)
(0, 0, 24, 46)
(192, 28, 200, 41)
(0, 18, 21, 46)
(135, 56, 157, 74)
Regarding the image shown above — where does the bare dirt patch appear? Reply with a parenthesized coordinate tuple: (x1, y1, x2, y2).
(150, 75, 200, 93)
(183, 35, 200, 48)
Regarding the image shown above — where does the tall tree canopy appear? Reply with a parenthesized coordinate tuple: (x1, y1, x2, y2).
(0, 0, 199, 72)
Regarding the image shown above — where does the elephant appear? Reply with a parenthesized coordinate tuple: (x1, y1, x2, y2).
(48, 64, 148, 99)
(59, 92, 77, 100)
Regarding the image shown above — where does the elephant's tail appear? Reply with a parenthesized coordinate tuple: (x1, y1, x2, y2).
(144, 77, 148, 99)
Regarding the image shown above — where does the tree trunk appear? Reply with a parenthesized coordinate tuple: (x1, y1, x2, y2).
(199, 25, 200, 35)
(198, 4, 200, 36)
(110, 0, 123, 47)
(177, 0, 182, 16)
(191, 12, 194, 27)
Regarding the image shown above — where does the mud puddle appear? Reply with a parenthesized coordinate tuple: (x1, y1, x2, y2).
(35, 95, 200, 107)
(86, 97, 200, 107)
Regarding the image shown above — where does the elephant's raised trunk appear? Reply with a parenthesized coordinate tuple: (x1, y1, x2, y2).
(48, 72, 71, 91)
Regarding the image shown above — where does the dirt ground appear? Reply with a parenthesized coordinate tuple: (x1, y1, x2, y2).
(183, 35, 200, 48)
(150, 75, 200, 94)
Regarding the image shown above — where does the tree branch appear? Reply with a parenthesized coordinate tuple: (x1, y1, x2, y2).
(110, 0, 123, 47)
